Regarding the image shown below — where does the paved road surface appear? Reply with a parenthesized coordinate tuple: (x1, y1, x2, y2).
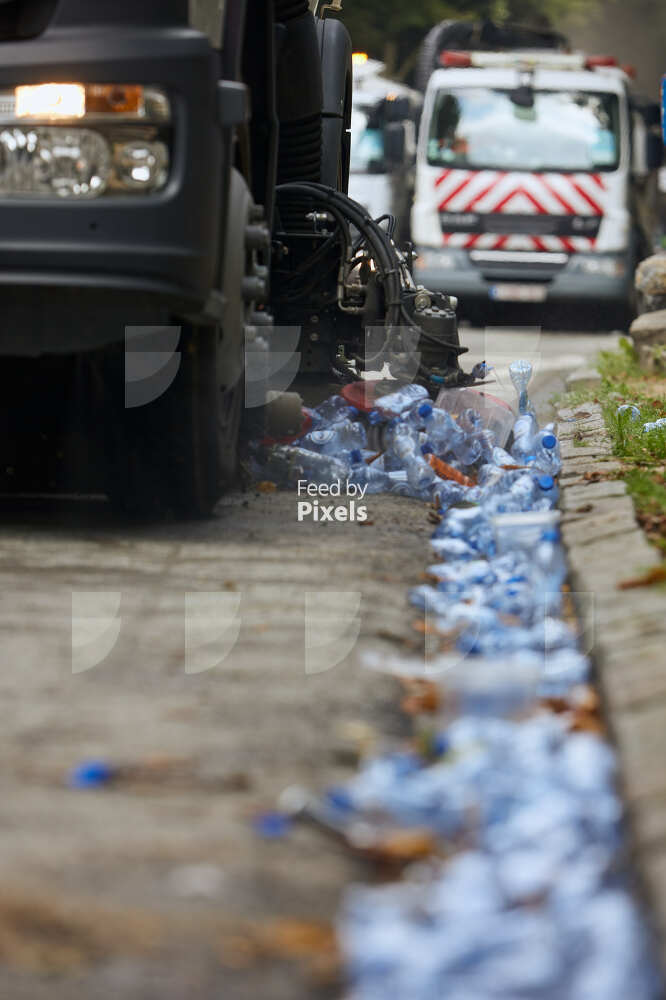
(0, 326, 619, 999)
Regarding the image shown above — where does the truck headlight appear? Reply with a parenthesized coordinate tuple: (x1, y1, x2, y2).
(568, 253, 626, 278)
(414, 249, 459, 270)
(0, 84, 171, 198)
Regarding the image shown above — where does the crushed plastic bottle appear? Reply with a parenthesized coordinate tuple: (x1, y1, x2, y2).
(411, 402, 482, 466)
(530, 430, 562, 476)
(261, 445, 350, 487)
(299, 418, 366, 457)
(374, 383, 429, 416)
(248, 373, 658, 1000)
(616, 404, 640, 422)
(348, 449, 391, 494)
(509, 358, 534, 414)
(384, 419, 438, 496)
(511, 411, 539, 463)
(641, 417, 666, 434)
(312, 394, 357, 424)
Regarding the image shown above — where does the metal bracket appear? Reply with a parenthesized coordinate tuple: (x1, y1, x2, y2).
(217, 80, 249, 127)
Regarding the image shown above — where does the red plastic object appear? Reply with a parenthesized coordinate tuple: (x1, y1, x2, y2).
(261, 410, 313, 446)
(439, 50, 472, 68)
(341, 381, 378, 413)
(584, 55, 617, 69)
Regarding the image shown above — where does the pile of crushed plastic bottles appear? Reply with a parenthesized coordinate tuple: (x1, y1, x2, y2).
(252, 361, 660, 999)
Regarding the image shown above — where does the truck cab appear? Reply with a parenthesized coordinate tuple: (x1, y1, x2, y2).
(412, 47, 662, 324)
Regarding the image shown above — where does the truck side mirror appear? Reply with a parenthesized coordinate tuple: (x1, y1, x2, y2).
(383, 95, 411, 123)
(646, 132, 664, 171)
(641, 101, 662, 129)
(383, 122, 406, 166)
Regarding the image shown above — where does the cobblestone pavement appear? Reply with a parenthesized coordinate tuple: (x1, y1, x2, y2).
(556, 400, 666, 968)
(0, 328, 620, 998)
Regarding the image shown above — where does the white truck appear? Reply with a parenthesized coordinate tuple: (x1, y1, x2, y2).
(411, 36, 663, 324)
(349, 54, 421, 242)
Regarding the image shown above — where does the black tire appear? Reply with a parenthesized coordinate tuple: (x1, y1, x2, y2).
(100, 323, 242, 517)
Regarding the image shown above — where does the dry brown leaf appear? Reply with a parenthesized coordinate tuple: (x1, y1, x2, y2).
(618, 565, 666, 589)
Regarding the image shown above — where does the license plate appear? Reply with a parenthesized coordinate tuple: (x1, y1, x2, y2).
(489, 283, 547, 303)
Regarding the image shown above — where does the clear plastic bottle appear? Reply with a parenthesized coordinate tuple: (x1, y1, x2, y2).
(509, 358, 533, 415)
(616, 404, 640, 422)
(529, 431, 562, 476)
(299, 419, 366, 457)
(263, 445, 349, 487)
(510, 412, 538, 463)
(531, 473, 559, 510)
(313, 394, 353, 424)
(374, 383, 429, 416)
(384, 419, 438, 495)
(348, 449, 391, 494)
(534, 527, 567, 589)
(411, 403, 482, 466)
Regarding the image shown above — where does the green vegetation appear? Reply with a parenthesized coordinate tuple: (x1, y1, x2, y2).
(559, 338, 666, 553)
(342, 0, 602, 78)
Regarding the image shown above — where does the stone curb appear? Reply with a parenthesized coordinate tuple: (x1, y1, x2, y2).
(555, 400, 666, 959)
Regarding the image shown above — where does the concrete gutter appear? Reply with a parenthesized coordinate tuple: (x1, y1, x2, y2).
(556, 399, 666, 963)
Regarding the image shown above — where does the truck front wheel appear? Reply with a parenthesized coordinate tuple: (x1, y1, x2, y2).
(99, 323, 243, 517)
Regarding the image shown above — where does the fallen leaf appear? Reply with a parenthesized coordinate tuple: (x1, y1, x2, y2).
(618, 565, 666, 589)
(368, 828, 436, 863)
(427, 454, 476, 486)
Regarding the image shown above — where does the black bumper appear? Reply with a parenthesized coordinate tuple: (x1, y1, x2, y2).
(0, 22, 224, 351)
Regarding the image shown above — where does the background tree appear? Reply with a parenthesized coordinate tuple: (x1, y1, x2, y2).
(341, 0, 601, 80)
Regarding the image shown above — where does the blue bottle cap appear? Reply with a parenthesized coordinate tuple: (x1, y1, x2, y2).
(431, 733, 450, 757)
(68, 759, 115, 789)
(542, 433, 557, 449)
(367, 409, 383, 425)
(418, 402, 433, 418)
(325, 786, 354, 812)
(350, 448, 363, 464)
(421, 441, 433, 455)
(347, 405, 359, 418)
(252, 811, 292, 839)
(538, 474, 555, 490)
(541, 528, 560, 542)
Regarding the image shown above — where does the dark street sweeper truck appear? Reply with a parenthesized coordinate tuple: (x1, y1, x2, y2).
(0, 0, 471, 514)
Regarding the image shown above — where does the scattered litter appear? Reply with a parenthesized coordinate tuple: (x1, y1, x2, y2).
(509, 358, 533, 414)
(616, 404, 641, 422)
(641, 417, 666, 434)
(252, 811, 293, 839)
(67, 759, 115, 789)
(167, 863, 225, 899)
(617, 565, 666, 589)
(248, 360, 657, 996)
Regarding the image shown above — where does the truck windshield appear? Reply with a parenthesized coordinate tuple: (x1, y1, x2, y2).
(427, 88, 620, 172)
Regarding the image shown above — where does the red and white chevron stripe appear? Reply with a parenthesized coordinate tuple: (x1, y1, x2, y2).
(434, 169, 607, 253)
